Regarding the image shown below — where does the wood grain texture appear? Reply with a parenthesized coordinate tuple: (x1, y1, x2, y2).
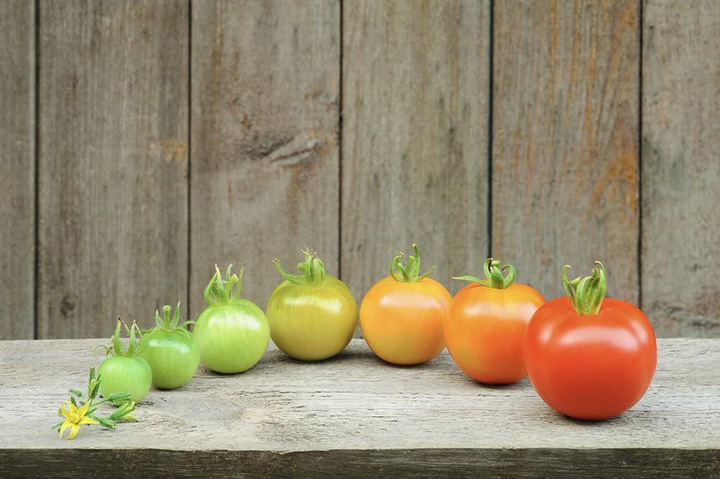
(0, 338, 718, 477)
(2, 449, 719, 479)
(190, 0, 340, 314)
(0, 1, 35, 339)
(37, 0, 189, 338)
(642, 0, 720, 337)
(342, 0, 490, 300)
(492, 0, 640, 302)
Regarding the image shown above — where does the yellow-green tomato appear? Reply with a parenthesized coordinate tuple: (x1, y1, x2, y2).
(194, 265, 270, 374)
(267, 250, 358, 361)
(139, 304, 200, 390)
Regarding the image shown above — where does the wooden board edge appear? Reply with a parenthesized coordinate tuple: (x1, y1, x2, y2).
(1, 448, 718, 478)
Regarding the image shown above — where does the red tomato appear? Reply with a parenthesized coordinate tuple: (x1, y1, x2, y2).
(360, 245, 451, 365)
(446, 259, 545, 384)
(524, 262, 656, 420)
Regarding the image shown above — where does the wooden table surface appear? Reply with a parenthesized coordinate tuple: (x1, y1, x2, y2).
(1, 338, 718, 478)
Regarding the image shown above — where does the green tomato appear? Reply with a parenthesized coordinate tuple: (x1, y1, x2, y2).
(97, 320, 152, 403)
(140, 304, 200, 390)
(194, 266, 270, 374)
(267, 250, 358, 361)
(98, 356, 152, 403)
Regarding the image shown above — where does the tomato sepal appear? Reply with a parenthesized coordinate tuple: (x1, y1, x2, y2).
(95, 319, 145, 359)
(562, 261, 606, 315)
(204, 263, 250, 305)
(273, 249, 327, 285)
(453, 258, 516, 289)
(388, 244, 435, 283)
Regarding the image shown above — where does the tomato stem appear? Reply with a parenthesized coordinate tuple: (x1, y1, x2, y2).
(562, 261, 607, 315)
(389, 244, 435, 282)
(110, 320, 126, 356)
(203, 264, 245, 305)
(100, 319, 143, 358)
(153, 302, 185, 331)
(453, 258, 516, 289)
(273, 249, 327, 285)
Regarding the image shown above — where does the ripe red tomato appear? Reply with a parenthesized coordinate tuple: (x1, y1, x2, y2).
(445, 259, 545, 384)
(524, 262, 656, 420)
(360, 245, 451, 365)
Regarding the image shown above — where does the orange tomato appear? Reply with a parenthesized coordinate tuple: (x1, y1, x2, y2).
(360, 245, 451, 365)
(445, 259, 545, 384)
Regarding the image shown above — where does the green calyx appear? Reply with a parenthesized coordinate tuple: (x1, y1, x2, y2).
(204, 264, 245, 305)
(273, 249, 327, 286)
(562, 261, 607, 315)
(389, 244, 434, 283)
(95, 319, 144, 358)
(454, 258, 516, 289)
(152, 302, 194, 331)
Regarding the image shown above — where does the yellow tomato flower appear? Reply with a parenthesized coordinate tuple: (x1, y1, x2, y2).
(59, 401, 98, 439)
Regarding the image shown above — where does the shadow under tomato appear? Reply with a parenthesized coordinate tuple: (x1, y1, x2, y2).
(452, 372, 530, 392)
(472, 379, 529, 391)
(539, 406, 630, 425)
(203, 368, 250, 376)
(365, 353, 446, 370)
(269, 346, 374, 366)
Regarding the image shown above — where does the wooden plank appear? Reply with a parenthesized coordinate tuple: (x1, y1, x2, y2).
(0, 1, 35, 339)
(342, 0, 490, 299)
(0, 338, 718, 478)
(3, 448, 719, 479)
(190, 0, 340, 314)
(642, 0, 720, 337)
(492, 0, 640, 302)
(37, 0, 189, 338)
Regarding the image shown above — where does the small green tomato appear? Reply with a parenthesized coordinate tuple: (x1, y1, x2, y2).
(140, 303, 200, 390)
(97, 320, 152, 403)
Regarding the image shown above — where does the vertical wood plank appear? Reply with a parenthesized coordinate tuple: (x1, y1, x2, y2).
(642, 0, 720, 337)
(493, 0, 640, 302)
(38, 0, 189, 338)
(0, 1, 35, 339)
(191, 0, 340, 313)
(342, 0, 490, 300)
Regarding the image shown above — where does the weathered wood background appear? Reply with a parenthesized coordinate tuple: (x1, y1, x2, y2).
(1, 0, 718, 339)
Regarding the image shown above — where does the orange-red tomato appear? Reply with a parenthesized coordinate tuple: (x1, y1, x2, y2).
(360, 245, 451, 365)
(524, 263, 657, 420)
(446, 277, 545, 384)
